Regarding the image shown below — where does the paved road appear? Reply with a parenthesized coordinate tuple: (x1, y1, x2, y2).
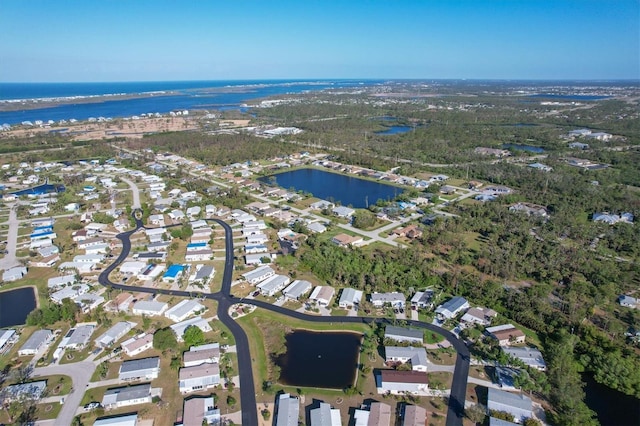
(97, 212, 470, 426)
(0, 203, 20, 270)
(32, 360, 96, 426)
(119, 176, 142, 209)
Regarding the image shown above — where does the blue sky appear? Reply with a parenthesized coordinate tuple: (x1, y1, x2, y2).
(1, 0, 638, 81)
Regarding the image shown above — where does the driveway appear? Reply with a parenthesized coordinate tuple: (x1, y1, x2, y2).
(0, 203, 20, 270)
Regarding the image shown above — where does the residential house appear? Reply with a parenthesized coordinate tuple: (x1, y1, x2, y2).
(185, 249, 213, 262)
(618, 295, 639, 309)
(241, 265, 275, 284)
(310, 200, 335, 210)
(509, 203, 548, 217)
(47, 274, 76, 290)
(371, 292, 406, 309)
(410, 290, 434, 310)
(183, 343, 220, 367)
(385, 346, 428, 372)
(282, 280, 312, 301)
(120, 261, 147, 276)
(401, 405, 427, 426)
(486, 324, 526, 346)
(307, 222, 327, 233)
(257, 274, 291, 297)
(275, 393, 300, 426)
(102, 383, 152, 409)
(93, 413, 139, 426)
(165, 299, 205, 322)
(58, 261, 94, 274)
(2, 266, 27, 282)
(310, 402, 342, 426)
(132, 300, 168, 316)
(487, 388, 533, 422)
(376, 370, 429, 395)
(188, 264, 215, 285)
(59, 324, 95, 350)
(122, 333, 154, 357)
(119, 357, 160, 381)
(179, 396, 221, 426)
(179, 363, 220, 393)
(170, 316, 212, 342)
(331, 233, 363, 247)
(0, 329, 18, 352)
(332, 206, 355, 218)
(338, 288, 363, 309)
(95, 321, 135, 348)
(50, 284, 89, 304)
(384, 326, 423, 344)
(528, 162, 553, 172)
(460, 307, 498, 327)
(18, 329, 53, 356)
(503, 346, 547, 371)
(162, 264, 186, 282)
(392, 224, 423, 239)
(3, 381, 47, 402)
(435, 296, 470, 320)
(353, 401, 391, 426)
(593, 212, 634, 225)
(309, 286, 335, 307)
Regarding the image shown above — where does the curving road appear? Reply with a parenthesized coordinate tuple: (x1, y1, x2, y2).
(97, 213, 469, 426)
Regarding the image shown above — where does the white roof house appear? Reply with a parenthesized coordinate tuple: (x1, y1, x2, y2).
(338, 288, 363, 308)
(310, 402, 342, 426)
(371, 292, 406, 308)
(179, 363, 220, 394)
(257, 274, 291, 297)
(120, 261, 148, 276)
(102, 383, 152, 409)
(58, 261, 94, 274)
(50, 284, 90, 304)
(47, 274, 77, 289)
(309, 286, 335, 307)
(132, 300, 168, 316)
(2, 266, 27, 282)
(18, 330, 53, 356)
(59, 324, 95, 350)
(170, 316, 212, 342)
(487, 388, 533, 422)
(95, 321, 135, 348)
(282, 280, 313, 301)
(385, 346, 428, 372)
(384, 326, 423, 344)
(73, 254, 105, 264)
(410, 290, 434, 309)
(165, 299, 205, 323)
(0, 329, 17, 352)
(241, 265, 275, 284)
(3, 381, 47, 402)
(275, 393, 300, 426)
(503, 346, 547, 371)
(435, 296, 470, 320)
(332, 206, 355, 218)
(94, 413, 139, 426)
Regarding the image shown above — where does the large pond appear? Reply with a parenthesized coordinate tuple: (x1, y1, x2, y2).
(375, 125, 412, 135)
(582, 373, 640, 426)
(275, 330, 361, 389)
(0, 287, 37, 327)
(259, 168, 402, 208)
(9, 183, 65, 197)
(502, 143, 545, 153)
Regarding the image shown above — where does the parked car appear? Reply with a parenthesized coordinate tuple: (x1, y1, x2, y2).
(84, 402, 102, 410)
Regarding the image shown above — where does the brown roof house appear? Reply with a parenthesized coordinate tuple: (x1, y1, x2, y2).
(486, 324, 525, 346)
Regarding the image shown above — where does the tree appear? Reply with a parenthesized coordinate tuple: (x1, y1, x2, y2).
(226, 395, 236, 407)
(153, 328, 178, 351)
(352, 209, 376, 229)
(183, 326, 205, 348)
(465, 404, 487, 424)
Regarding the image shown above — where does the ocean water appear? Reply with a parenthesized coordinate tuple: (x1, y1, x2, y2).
(0, 80, 368, 125)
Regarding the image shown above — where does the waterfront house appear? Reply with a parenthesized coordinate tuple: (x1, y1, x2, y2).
(310, 402, 342, 426)
(618, 295, 639, 309)
(385, 346, 428, 372)
(2, 266, 27, 282)
(370, 292, 406, 309)
(275, 393, 300, 426)
(332, 206, 355, 218)
(503, 346, 547, 371)
(353, 401, 391, 426)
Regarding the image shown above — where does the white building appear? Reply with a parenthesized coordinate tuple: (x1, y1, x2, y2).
(132, 300, 169, 316)
(165, 299, 205, 322)
(95, 321, 135, 348)
(170, 316, 212, 342)
(122, 333, 154, 357)
(309, 286, 335, 307)
(102, 383, 152, 409)
(179, 363, 220, 394)
(257, 274, 291, 297)
(282, 280, 313, 301)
